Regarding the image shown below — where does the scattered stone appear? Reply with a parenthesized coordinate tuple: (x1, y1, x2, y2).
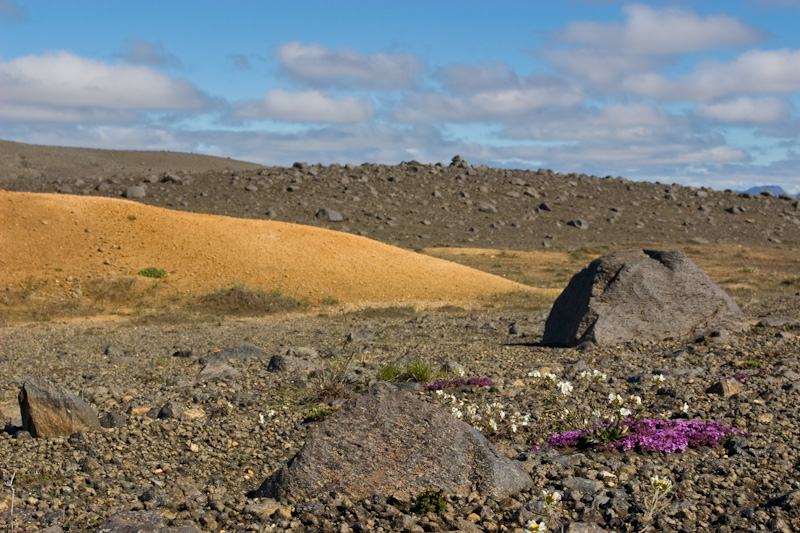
(254, 381, 531, 500)
(316, 208, 344, 222)
(99, 411, 128, 429)
(567, 219, 589, 230)
(267, 354, 319, 376)
(19, 377, 102, 438)
(706, 379, 742, 397)
(543, 249, 747, 346)
(197, 361, 240, 381)
(93, 510, 201, 532)
(122, 185, 146, 199)
(209, 343, 265, 363)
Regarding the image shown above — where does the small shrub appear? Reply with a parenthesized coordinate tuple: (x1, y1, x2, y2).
(414, 488, 447, 514)
(138, 267, 167, 278)
(321, 296, 339, 306)
(127, 215, 137, 221)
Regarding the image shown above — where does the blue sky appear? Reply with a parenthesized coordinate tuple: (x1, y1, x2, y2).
(1, 1, 800, 193)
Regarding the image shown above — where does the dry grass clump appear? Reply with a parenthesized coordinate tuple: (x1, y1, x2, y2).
(190, 284, 307, 316)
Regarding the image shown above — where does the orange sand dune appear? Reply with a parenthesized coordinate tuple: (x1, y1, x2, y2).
(1, 191, 530, 306)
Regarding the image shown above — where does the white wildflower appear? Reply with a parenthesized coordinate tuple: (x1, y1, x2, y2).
(652, 373, 665, 384)
(619, 407, 632, 418)
(630, 395, 642, 406)
(258, 413, 265, 425)
(592, 369, 607, 381)
(542, 489, 562, 507)
(681, 402, 689, 413)
(528, 370, 541, 378)
(650, 475, 673, 493)
(557, 381, 573, 396)
(526, 520, 548, 532)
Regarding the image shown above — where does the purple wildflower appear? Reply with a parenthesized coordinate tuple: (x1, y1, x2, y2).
(548, 419, 744, 454)
(424, 376, 495, 391)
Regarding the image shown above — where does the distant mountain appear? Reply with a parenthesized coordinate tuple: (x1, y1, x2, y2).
(742, 185, 787, 196)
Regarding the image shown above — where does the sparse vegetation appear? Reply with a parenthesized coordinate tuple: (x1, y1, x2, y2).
(349, 305, 416, 319)
(138, 267, 167, 278)
(303, 406, 337, 423)
(320, 296, 339, 306)
(377, 358, 435, 383)
(413, 488, 447, 514)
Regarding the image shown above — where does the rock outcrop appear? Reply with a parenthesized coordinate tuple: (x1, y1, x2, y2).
(255, 381, 531, 500)
(542, 249, 746, 347)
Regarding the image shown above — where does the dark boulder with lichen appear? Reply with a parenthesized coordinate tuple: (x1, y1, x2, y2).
(254, 381, 531, 501)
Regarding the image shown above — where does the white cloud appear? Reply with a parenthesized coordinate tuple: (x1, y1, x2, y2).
(502, 103, 686, 142)
(0, 51, 207, 121)
(623, 48, 800, 101)
(394, 79, 582, 123)
(121, 40, 182, 68)
(547, 4, 764, 88)
(698, 96, 790, 123)
(558, 4, 762, 56)
(276, 41, 421, 89)
(436, 62, 522, 94)
(235, 89, 373, 123)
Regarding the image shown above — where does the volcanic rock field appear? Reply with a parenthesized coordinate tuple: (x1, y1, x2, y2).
(1, 140, 800, 533)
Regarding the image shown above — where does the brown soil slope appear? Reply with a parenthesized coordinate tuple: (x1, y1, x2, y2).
(0, 191, 530, 306)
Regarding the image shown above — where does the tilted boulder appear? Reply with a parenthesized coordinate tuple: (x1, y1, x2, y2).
(542, 249, 746, 347)
(19, 377, 102, 437)
(254, 381, 530, 501)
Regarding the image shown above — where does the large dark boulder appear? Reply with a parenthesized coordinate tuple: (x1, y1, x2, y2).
(19, 377, 102, 437)
(254, 381, 530, 501)
(542, 249, 746, 347)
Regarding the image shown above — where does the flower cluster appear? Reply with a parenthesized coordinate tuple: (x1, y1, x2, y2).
(525, 520, 548, 532)
(548, 419, 744, 453)
(435, 392, 529, 434)
(424, 376, 495, 391)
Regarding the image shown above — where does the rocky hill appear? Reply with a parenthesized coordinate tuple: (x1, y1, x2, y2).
(2, 141, 798, 251)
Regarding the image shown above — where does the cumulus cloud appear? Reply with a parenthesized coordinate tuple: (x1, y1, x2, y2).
(698, 96, 790, 123)
(121, 39, 182, 68)
(501, 103, 687, 143)
(276, 41, 421, 89)
(0, 51, 207, 121)
(622, 48, 800, 102)
(547, 4, 764, 87)
(557, 4, 763, 56)
(235, 89, 373, 123)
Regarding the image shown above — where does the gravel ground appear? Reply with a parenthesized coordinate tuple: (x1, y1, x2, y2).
(1, 293, 799, 532)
